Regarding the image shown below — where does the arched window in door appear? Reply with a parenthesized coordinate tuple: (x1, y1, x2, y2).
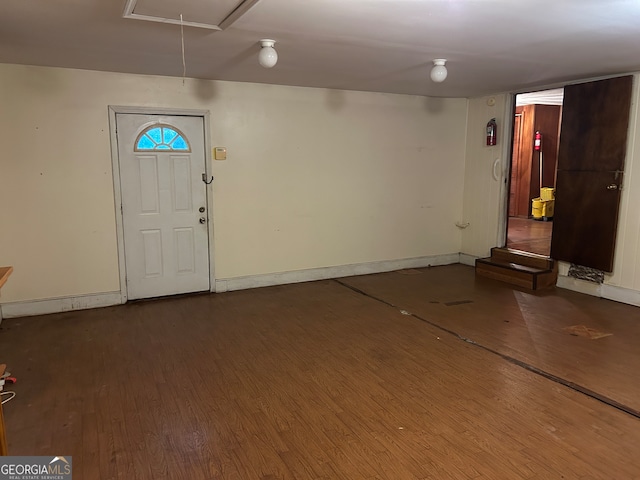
(134, 125, 191, 152)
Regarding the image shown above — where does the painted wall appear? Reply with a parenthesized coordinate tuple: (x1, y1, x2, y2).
(460, 94, 510, 260)
(0, 64, 468, 304)
(600, 74, 640, 300)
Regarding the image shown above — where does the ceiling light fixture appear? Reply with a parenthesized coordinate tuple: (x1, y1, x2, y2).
(430, 59, 448, 83)
(258, 39, 278, 68)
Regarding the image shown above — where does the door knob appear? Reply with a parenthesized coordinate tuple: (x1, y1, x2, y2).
(607, 184, 618, 190)
(199, 217, 206, 224)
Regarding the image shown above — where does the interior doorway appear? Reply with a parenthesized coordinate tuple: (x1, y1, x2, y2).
(506, 89, 564, 257)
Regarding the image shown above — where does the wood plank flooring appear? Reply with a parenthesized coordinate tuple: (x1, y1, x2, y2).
(1, 265, 640, 479)
(342, 264, 640, 414)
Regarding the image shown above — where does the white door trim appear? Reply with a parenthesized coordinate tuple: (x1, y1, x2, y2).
(108, 106, 216, 302)
(497, 93, 515, 248)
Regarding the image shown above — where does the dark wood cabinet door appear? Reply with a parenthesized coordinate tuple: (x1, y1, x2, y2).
(550, 76, 633, 272)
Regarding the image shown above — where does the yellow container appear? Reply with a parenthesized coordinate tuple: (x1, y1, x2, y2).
(540, 187, 555, 201)
(532, 197, 554, 220)
(532, 198, 543, 219)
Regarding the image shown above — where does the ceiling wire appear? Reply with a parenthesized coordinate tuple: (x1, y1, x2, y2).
(180, 14, 186, 85)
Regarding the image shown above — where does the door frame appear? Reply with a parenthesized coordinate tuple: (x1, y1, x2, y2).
(501, 89, 566, 252)
(108, 106, 216, 303)
(497, 93, 516, 249)
(501, 95, 555, 253)
(501, 76, 636, 257)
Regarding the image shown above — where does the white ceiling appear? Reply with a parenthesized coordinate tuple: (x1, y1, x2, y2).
(2, 0, 640, 97)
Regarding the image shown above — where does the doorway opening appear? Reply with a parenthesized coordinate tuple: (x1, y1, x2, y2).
(506, 88, 564, 257)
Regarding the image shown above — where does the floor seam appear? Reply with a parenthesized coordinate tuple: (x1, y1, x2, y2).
(333, 278, 640, 420)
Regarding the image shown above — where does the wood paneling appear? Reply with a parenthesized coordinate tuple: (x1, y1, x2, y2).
(509, 105, 561, 218)
(3, 268, 640, 478)
(508, 112, 524, 217)
(534, 105, 562, 191)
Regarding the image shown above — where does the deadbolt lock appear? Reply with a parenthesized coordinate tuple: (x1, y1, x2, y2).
(199, 207, 205, 213)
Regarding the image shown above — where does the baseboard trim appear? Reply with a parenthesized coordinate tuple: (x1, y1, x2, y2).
(215, 253, 461, 293)
(556, 275, 640, 307)
(459, 253, 478, 267)
(0, 291, 124, 319)
(21, 254, 640, 316)
(556, 275, 602, 297)
(601, 283, 640, 307)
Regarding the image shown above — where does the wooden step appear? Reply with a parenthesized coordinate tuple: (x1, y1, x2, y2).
(475, 258, 557, 290)
(490, 247, 554, 270)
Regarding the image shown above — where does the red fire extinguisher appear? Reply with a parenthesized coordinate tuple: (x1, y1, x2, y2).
(534, 130, 542, 151)
(486, 118, 497, 146)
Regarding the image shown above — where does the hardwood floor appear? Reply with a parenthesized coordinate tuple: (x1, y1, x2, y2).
(507, 217, 552, 256)
(2, 266, 640, 479)
(342, 265, 640, 414)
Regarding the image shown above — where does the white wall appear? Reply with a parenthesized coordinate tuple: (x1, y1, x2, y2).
(600, 74, 640, 302)
(0, 64, 468, 305)
(460, 94, 510, 259)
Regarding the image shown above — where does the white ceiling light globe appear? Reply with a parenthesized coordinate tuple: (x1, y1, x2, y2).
(259, 39, 278, 68)
(430, 59, 448, 83)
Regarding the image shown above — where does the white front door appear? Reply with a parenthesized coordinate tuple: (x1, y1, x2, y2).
(116, 113, 210, 300)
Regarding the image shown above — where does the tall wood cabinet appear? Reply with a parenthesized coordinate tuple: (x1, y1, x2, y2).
(509, 104, 562, 217)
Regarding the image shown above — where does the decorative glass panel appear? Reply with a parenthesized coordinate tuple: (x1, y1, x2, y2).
(147, 127, 162, 143)
(135, 124, 191, 152)
(171, 136, 188, 150)
(163, 128, 178, 144)
(137, 135, 156, 150)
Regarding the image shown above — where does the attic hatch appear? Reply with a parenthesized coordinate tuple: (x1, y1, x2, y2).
(123, 0, 262, 30)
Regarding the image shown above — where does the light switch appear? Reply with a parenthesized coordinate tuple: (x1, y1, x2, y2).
(214, 147, 227, 160)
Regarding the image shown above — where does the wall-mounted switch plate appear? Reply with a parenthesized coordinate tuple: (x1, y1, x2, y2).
(214, 147, 227, 160)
